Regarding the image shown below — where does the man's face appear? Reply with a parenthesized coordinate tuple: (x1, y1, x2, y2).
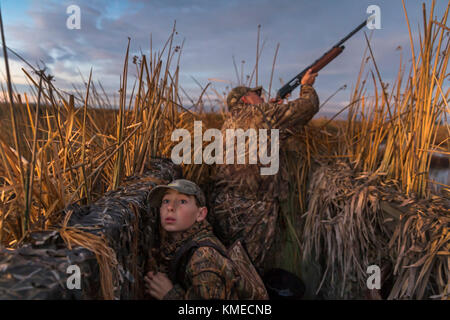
(159, 189, 207, 233)
(240, 91, 264, 105)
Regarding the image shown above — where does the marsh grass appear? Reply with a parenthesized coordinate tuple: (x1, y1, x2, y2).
(0, 1, 448, 300)
(299, 0, 449, 299)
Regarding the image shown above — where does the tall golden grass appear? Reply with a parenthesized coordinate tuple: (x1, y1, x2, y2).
(298, 0, 449, 299)
(344, 0, 449, 198)
(0, 24, 199, 247)
(0, 0, 448, 300)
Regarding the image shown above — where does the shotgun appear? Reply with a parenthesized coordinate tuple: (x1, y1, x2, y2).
(275, 19, 369, 100)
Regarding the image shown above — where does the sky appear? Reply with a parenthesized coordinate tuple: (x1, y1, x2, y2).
(0, 0, 448, 116)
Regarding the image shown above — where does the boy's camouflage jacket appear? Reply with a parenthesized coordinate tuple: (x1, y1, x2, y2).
(160, 220, 239, 300)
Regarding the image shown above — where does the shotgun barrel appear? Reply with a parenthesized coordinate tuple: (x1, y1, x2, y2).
(275, 19, 368, 100)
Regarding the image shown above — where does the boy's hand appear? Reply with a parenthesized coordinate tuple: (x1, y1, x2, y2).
(145, 271, 174, 300)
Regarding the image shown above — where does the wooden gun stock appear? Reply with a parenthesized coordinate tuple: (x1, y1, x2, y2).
(275, 19, 367, 100)
(310, 46, 344, 73)
(275, 46, 344, 100)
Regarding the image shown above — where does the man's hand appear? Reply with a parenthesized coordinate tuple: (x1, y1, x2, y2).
(269, 68, 317, 104)
(301, 68, 318, 86)
(145, 271, 174, 300)
(269, 93, 290, 104)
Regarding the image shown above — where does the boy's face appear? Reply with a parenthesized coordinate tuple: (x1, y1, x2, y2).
(160, 189, 207, 233)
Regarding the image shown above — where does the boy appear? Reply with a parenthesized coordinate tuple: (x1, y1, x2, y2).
(144, 179, 238, 300)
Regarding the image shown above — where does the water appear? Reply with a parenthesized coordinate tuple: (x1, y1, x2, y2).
(429, 167, 449, 194)
(377, 143, 449, 194)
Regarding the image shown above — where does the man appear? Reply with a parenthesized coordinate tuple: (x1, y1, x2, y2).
(209, 69, 319, 273)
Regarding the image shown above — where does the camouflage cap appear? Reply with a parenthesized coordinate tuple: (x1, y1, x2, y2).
(148, 179, 206, 208)
(226, 86, 263, 111)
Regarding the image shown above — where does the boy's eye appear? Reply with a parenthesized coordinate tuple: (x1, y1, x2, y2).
(180, 199, 187, 204)
(162, 199, 169, 204)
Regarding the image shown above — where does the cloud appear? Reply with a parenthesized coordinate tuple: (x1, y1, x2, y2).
(1, 0, 446, 114)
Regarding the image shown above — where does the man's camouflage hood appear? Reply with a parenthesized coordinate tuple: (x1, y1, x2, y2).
(226, 86, 263, 111)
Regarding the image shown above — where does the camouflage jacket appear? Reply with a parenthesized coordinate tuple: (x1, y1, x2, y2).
(215, 84, 319, 200)
(161, 220, 239, 300)
(210, 85, 319, 270)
